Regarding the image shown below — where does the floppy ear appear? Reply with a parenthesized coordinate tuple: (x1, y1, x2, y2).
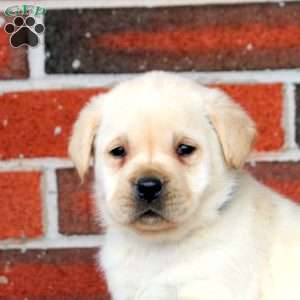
(207, 89, 256, 169)
(68, 96, 102, 180)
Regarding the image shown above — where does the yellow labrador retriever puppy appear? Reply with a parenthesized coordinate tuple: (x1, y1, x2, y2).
(69, 71, 300, 300)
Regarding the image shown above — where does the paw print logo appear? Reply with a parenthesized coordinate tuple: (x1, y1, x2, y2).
(4, 16, 44, 48)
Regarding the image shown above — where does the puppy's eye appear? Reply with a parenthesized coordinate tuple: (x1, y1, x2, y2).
(110, 146, 126, 158)
(176, 144, 196, 156)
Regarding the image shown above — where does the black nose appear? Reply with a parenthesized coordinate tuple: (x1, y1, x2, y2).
(136, 176, 163, 203)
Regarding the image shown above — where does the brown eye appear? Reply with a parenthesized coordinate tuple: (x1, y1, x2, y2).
(176, 144, 196, 156)
(110, 146, 126, 158)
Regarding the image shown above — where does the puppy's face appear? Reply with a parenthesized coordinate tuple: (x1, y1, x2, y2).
(69, 72, 256, 237)
(95, 97, 212, 233)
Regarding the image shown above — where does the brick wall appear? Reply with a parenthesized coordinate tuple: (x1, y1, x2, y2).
(1, 1, 300, 299)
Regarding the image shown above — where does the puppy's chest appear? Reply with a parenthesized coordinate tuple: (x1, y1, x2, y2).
(100, 229, 264, 300)
(100, 236, 232, 300)
(100, 238, 183, 299)
(103, 239, 176, 280)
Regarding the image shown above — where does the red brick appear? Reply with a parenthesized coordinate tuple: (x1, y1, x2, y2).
(45, 4, 300, 73)
(97, 24, 300, 55)
(57, 168, 101, 235)
(0, 248, 110, 300)
(295, 86, 300, 147)
(217, 84, 284, 151)
(247, 162, 300, 204)
(0, 15, 29, 79)
(0, 88, 105, 160)
(0, 172, 43, 239)
(0, 84, 283, 160)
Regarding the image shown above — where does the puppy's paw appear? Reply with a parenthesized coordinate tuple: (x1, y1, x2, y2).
(135, 285, 178, 300)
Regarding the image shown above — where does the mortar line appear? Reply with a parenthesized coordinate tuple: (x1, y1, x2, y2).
(0, 158, 73, 170)
(0, 0, 295, 10)
(0, 235, 104, 250)
(283, 83, 298, 150)
(27, 14, 46, 79)
(1, 70, 300, 94)
(43, 168, 60, 239)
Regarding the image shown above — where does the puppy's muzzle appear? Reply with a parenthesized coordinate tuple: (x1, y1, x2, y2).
(135, 176, 163, 204)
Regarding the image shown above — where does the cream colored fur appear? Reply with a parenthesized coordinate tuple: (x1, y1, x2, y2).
(69, 71, 300, 300)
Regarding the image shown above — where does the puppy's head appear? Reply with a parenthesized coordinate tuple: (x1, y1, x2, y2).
(69, 72, 256, 239)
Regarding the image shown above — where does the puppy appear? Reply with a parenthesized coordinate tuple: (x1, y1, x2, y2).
(69, 71, 300, 300)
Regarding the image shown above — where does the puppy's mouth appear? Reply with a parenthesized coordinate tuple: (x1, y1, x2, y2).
(132, 207, 177, 233)
(135, 208, 164, 224)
